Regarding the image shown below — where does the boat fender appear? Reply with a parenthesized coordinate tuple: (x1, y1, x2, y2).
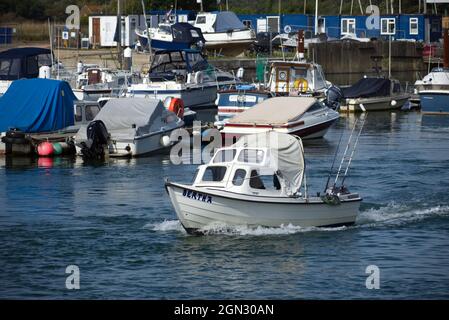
(160, 135, 171, 147)
(294, 78, 308, 93)
(167, 98, 185, 119)
(321, 194, 341, 206)
(37, 142, 54, 157)
(391, 100, 397, 107)
(194, 71, 204, 84)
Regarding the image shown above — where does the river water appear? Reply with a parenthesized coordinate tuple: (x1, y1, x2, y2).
(0, 111, 448, 299)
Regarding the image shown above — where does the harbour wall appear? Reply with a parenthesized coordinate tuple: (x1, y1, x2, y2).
(211, 40, 429, 87)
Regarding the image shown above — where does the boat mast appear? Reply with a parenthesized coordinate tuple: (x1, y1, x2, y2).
(117, 0, 123, 69)
(140, 0, 152, 64)
(314, 0, 318, 35)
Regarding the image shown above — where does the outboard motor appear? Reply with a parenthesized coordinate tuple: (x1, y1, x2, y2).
(325, 85, 344, 110)
(79, 120, 110, 160)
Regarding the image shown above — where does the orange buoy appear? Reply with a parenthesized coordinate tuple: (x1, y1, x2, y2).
(167, 98, 184, 119)
(37, 141, 54, 156)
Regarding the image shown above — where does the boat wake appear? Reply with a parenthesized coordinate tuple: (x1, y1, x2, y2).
(356, 202, 449, 227)
(148, 203, 449, 236)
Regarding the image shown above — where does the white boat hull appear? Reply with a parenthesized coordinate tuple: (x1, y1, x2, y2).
(166, 182, 362, 234)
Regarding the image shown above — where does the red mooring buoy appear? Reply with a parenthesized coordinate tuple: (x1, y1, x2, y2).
(37, 142, 54, 156)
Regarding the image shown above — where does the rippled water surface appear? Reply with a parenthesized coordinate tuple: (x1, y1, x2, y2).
(0, 111, 448, 299)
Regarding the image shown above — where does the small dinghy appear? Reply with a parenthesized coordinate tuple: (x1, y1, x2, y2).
(165, 131, 363, 235)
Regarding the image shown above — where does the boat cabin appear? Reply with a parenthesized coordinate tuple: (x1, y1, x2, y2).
(194, 11, 248, 34)
(147, 49, 213, 82)
(192, 146, 295, 197)
(268, 61, 329, 96)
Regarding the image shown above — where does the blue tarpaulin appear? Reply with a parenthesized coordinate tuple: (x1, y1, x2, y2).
(0, 78, 76, 133)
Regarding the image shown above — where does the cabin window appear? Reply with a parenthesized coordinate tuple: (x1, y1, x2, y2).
(341, 18, 356, 35)
(431, 19, 441, 32)
(232, 169, 247, 186)
(85, 105, 100, 121)
(192, 169, 199, 183)
(381, 18, 395, 35)
(410, 18, 419, 35)
(213, 149, 237, 163)
(37, 53, 52, 67)
(238, 149, 265, 164)
(196, 16, 206, 24)
(26, 56, 39, 76)
(190, 30, 200, 38)
(249, 170, 281, 191)
(202, 166, 227, 182)
(75, 105, 83, 122)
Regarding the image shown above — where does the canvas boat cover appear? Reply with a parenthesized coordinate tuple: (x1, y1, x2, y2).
(0, 47, 52, 80)
(171, 23, 206, 44)
(343, 78, 391, 99)
(213, 11, 246, 32)
(232, 131, 305, 197)
(76, 98, 173, 141)
(227, 97, 315, 125)
(0, 78, 76, 133)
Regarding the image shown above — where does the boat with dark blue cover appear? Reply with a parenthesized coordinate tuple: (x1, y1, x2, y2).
(419, 90, 449, 115)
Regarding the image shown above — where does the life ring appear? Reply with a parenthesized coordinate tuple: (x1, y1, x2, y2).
(168, 98, 184, 119)
(294, 78, 309, 93)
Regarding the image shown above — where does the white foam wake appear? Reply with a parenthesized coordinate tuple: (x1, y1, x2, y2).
(148, 204, 449, 236)
(145, 220, 184, 232)
(357, 203, 449, 226)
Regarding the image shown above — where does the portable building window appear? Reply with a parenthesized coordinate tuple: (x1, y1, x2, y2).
(242, 20, 252, 29)
(267, 16, 280, 33)
(410, 18, 419, 35)
(213, 149, 237, 163)
(381, 18, 396, 35)
(341, 18, 356, 35)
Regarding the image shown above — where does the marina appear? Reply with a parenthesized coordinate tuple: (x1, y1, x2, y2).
(0, 0, 449, 303)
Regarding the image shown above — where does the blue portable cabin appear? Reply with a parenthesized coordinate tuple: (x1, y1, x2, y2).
(237, 13, 442, 43)
(0, 79, 76, 133)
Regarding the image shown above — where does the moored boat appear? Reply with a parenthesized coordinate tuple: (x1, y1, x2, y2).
(220, 96, 339, 141)
(340, 78, 410, 112)
(75, 98, 184, 157)
(165, 131, 362, 234)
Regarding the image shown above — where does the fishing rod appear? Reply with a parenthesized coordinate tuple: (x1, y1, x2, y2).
(332, 118, 359, 189)
(340, 113, 367, 187)
(323, 129, 345, 193)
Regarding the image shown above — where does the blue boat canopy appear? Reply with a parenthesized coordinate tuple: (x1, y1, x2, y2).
(213, 11, 246, 32)
(343, 78, 391, 98)
(0, 78, 76, 133)
(0, 47, 53, 80)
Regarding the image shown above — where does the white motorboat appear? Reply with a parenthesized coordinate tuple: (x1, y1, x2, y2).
(135, 22, 206, 51)
(220, 97, 339, 141)
(166, 131, 362, 234)
(267, 59, 331, 97)
(340, 77, 410, 112)
(193, 11, 256, 56)
(75, 98, 184, 157)
(414, 67, 449, 92)
(73, 65, 137, 101)
(127, 49, 218, 109)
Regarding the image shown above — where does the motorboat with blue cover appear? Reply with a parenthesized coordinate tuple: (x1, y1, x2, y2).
(135, 22, 206, 51)
(341, 77, 410, 112)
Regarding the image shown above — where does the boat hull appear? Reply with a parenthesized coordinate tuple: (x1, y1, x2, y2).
(341, 94, 410, 112)
(166, 182, 361, 234)
(419, 90, 449, 115)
